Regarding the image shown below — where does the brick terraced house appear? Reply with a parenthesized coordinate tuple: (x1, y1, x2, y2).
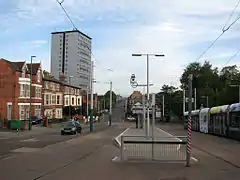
(43, 72, 82, 119)
(0, 58, 43, 121)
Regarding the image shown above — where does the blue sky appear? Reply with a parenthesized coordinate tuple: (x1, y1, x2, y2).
(0, 0, 240, 96)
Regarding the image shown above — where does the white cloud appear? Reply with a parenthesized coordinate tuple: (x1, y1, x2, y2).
(1, 0, 240, 96)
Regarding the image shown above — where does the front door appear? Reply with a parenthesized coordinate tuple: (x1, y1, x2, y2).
(7, 104, 12, 120)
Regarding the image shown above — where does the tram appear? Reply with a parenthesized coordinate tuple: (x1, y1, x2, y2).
(183, 103, 240, 141)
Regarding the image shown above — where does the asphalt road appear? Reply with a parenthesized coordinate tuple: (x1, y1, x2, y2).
(0, 101, 125, 160)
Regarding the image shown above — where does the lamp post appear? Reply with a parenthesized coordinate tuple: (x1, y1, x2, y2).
(109, 81, 112, 126)
(230, 84, 240, 103)
(90, 60, 94, 132)
(68, 76, 74, 119)
(29, 55, 36, 131)
(132, 53, 164, 137)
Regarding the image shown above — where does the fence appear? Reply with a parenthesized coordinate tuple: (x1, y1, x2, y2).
(120, 135, 188, 164)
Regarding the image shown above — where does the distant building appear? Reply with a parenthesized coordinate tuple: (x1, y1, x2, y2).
(129, 91, 143, 105)
(50, 30, 92, 89)
(0, 58, 43, 121)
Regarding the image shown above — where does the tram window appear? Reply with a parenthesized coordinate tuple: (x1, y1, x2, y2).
(230, 113, 240, 128)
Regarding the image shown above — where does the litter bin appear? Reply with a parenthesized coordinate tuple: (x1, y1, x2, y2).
(10, 120, 21, 130)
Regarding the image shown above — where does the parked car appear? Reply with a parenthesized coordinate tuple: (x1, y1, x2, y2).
(127, 117, 136, 121)
(31, 116, 42, 125)
(61, 121, 82, 135)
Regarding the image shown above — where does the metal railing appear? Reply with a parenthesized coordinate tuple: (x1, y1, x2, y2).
(120, 135, 188, 164)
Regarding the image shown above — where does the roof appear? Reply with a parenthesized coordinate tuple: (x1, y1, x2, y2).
(51, 29, 92, 40)
(0, 58, 25, 72)
(229, 103, 240, 112)
(43, 76, 62, 84)
(27, 63, 41, 75)
(210, 105, 229, 114)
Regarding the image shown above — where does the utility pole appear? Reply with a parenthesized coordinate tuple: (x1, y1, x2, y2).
(186, 74, 193, 167)
(194, 88, 197, 110)
(86, 88, 89, 118)
(162, 94, 165, 120)
(132, 53, 164, 137)
(90, 60, 94, 132)
(109, 81, 112, 126)
(183, 89, 185, 114)
(29, 55, 36, 130)
(68, 76, 73, 119)
(142, 87, 146, 130)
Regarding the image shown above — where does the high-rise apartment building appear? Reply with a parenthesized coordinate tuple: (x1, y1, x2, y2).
(50, 30, 92, 89)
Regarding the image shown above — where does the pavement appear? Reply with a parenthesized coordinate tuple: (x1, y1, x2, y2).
(158, 123, 240, 168)
(114, 126, 189, 162)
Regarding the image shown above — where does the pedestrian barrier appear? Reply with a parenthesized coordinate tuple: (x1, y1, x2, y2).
(120, 135, 188, 165)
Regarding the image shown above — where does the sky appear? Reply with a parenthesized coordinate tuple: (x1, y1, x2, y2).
(0, 0, 240, 97)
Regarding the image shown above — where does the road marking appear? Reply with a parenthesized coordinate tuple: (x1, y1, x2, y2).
(1, 156, 15, 161)
(115, 127, 130, 147)
(112, 156, 118, 161)
(191, 156, 199, 162)
(156, 128, 182, 150)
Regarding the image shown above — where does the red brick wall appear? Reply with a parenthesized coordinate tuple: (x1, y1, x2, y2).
(0, 60, 19, 120)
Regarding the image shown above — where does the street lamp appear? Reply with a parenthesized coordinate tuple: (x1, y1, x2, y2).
(230, 84, 240, 103)
(68, 76, 74, 119)
(201, 96, 209, 108)
(105, 81, 113, 126)
(132, 53, 164, 137)
(29, 55, 36, 131)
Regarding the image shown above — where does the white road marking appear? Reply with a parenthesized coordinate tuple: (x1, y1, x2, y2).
(191, 156, 199, 162)
(115, 127, 130, 147)
(112, 156, 118, 161)
(156, 128, 182, 150)
(1, 156, 15, 161)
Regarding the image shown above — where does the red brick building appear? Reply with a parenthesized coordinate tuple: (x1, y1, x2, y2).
(0, 58, 43, 121)
(42, 72, 82, 119)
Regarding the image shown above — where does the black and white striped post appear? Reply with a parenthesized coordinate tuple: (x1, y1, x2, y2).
(186, 74, 193, 167)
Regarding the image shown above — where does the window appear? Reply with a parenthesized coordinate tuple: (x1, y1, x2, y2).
(57, 95, 61, 104)
(78, 98, 80, 105)
(35, 105, 41, 116)
(65, 96, 69, 106)
(36, 87, 41, 98)
(26, 105, 30, 119)
(45, 94, 50, 105)
(20, 84, 24, 97)
(52, 95, 56, 104)
(19, 105, 24, 120)
(25, 85, 30, 97)
(72, 97, 74, 105)
(56, 109, 62, 119)
(59, 64, 61, 67)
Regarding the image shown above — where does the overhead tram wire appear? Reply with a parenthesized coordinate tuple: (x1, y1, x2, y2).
(196, 1, 240, 62)
(55, 0, 110, 72)
(56, 0, 78, 30)
(222, 0, 240, 32)
(223, 49, 240, 66)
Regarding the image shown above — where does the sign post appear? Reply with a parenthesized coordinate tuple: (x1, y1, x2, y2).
(186, 74, 193, 167)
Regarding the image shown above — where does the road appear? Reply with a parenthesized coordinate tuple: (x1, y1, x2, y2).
(0, 120, 108, 160)
(1, 102, 239, 180)
(0, 100, 125, 160)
